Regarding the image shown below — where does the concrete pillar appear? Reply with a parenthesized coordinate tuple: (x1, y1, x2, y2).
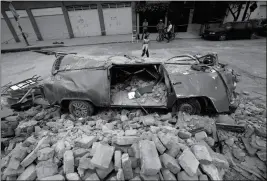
(26, 8, 43, 41)
(61, 2, 74, 38)
(97, 2, 106, 36)
(1, 9, 20, 42)
(137, 13, 140, 34)
(187, 8, 194, 32)
(131, 2, 137, 33)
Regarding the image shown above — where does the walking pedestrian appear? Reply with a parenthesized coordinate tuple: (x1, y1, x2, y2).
(141, 33, 150, 58)
(141, 19, 148, 40)
(167, 21, 173, 43)
(157, 19, 165, 41)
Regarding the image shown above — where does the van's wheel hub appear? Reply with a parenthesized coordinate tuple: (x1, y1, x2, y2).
(69, 100, 94, 118)
(177, 99, 201, 115)
(179, 103, 194, 114)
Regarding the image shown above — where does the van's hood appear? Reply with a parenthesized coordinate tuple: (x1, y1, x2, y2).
(207, 27, 225, 32)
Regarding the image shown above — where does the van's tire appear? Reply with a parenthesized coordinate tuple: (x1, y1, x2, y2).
(177, 99, 201, 115)
(250, 32, 257, 39)
(219, 34, 227, 41)
(69, 100, 94, 118)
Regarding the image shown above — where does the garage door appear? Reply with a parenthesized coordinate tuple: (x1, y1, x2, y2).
(32, 8, 69, 40)
(5, 10, 37, 42)
(1, 18, 16, 44)
(67, 4, 101, 37)
(102, 3, 132, 35)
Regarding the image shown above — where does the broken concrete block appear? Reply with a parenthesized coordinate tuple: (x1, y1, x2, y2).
(12, 144, 28, 161)
(195, 131, 207, 141)
(39, 174, 65, 181)
(130, 157, 138, 169)
(152, 134, 166, 154)
(17, 164, 37, 181)
(157, 132, 177, 150)
(161, 168, 177, 181)
(241, 137, 257, 156)
(74, 135, 97, 149)
(140, 173, 159, 181)
(232, 148, 246, 162)
(82, 169, 95, 180)
(140, 115, 156, 126)
(115, 136, 140, 146)
(125, 129, 137, 136)
(38, 147, 55, 161)
(79, 157, 95, 169)
(85, 173, 100, 181)
(7, 157, 20, 170)
(66, 172, 80, 181)
(115, 150, 122, 171)
(23, 136, 37, 147)
(90, 142, 100, 156)
(160, 153, 181, 174)
(6, 176, 17, 181)
(204, 137, 215, 147)
(36, 160, 58, 179)
(91, 143, 115, 169)
(191, 144, 212, 164)
(122, 153, 134, 180)
(178, 130, 192, 139)
(256, 150, 266, 162)
(117, 168, 125, 181)
(3, 166, 25, 177)
(160, 113, 172, 121)
(130, 176, 141, 181)
(212, 153, 229, 169)
(245, 125, 254, 138)
(63, 150, 74, 174)
(217, 115, 235, 125)
(131, 142, 140, 159)
(140, 140, 162, 176)
(200, 164, 221, 181)
(21, 151, 37, 168)
(178, 148, 199, 177)
(121, 115, 128, 122)
(199, 174, 209, 181)
(54, 140, 65, 159)
(177, 171, 198, 180)
(150, 126, 160, 134)
(165, 143, 180, 158)
(73, 148, 89, 158)
(95, 161, 114, 180)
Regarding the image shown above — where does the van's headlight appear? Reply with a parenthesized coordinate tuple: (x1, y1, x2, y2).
(209, 32, 215, 35)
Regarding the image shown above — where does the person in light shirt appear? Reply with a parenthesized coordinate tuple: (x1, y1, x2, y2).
(141, 33, 150, 58)
(167, 21, 173, 43)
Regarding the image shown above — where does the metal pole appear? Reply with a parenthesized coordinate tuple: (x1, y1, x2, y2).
(9, 3, 30, 46)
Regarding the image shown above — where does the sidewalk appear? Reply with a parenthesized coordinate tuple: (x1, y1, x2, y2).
(1, 32, 200, 53)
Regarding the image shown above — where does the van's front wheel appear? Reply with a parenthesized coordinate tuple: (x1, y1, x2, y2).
(177, 99, 201, 115)
(69, 100, 94, 118)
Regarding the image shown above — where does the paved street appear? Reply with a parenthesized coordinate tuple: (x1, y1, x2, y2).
(2, 38, 266, 101)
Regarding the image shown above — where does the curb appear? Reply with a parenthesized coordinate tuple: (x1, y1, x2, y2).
(1, 37, 201, 53)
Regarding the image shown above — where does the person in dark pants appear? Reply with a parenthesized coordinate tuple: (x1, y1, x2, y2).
(141, 33, 150, 58)
(167, 21, 173, 43)
(141, 19, 148, 40)
(157, 19, 165, 41)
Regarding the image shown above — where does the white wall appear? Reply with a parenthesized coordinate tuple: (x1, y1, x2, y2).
(224, 2, 266, 23)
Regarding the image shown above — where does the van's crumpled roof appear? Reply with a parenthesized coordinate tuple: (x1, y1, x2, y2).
(58, 54, 163, 71)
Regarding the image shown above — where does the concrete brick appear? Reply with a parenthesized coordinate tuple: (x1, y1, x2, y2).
(131, 143, 140, 159)
(34, 136, 51, 152)
(74, 135, 97, 149)
(160, 153, 181, 174)
(125, 129, 138, 136)
(64, 150, 74, 174)
(161, 168, 177, 181)
(140, 115, 156, 126)
(7, 156, 20, 170)
(140, 173, 159, 181)
(36, 160, 58, 179)
(39, 174, 65, 180)
(17, 164, 37, 181)
(85, 173, 100, 181)
(117, 168, 125, 181)
(66, 172, 80, 181)
(130, 176, 142, 181)
(54, 140, 65, 159)
(178, 148, 199, 177)
(38, 147, 55, 161)
(115, 150, 122, 171)
(122, 153, 134, 180)
(242, 137, 257, 156)
(90, 142, 100, 156)
(211, 153, 229, 169)
(6, 176, 17, 181)
(73, 148, 89, 157)
(115, 136, 140, 146)
(152, 134, 166, 154)
(79, 157, 95, 169)
(139, 140, 162, 176)
(130, 157, 138, 169)
(195, 131, 207, 141)
(3, 166, 24, 177)
(91, 143, 115, 169)
(12, 144, 28, 161)
(178, 130, 192, 139)
(96, 161, 114, 180)
(165, 143, 180, 158)
(199, 174, 209, 181)
(200, 164, 220, 181)
(121, 115, 128, 122)
(257, 150, 266, 162)
(191, 144, 212, 164)
(21, 151, 37, 168)
(82, 169, 95, 180)
(177, 171, 198, 180)
(23, 136, 37, 147)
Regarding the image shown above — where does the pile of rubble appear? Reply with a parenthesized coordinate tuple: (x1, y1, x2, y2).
(1, 94, 266, 181)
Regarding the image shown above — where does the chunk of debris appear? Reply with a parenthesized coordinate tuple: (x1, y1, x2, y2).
(241, 137, 257, 156)
(178, 148, 199, 176)
(95, 161, 114, 180)
(17, 164, 37, 181)
(139, 140, 162, 176)
(115, 150, 122, 171)
(66, 172, 80, 181)
(140, 115, 156, 126)
(256, 150, 266, 162)
(161, 168, 177, 181)
(39, 174, 65, 181)
(160, 153, 181, 174)
(115, 136, 140, 146)
(217, 115, 235, 125)
(74, 135, 97, 149)
(36, 160, 58, 179)
(177, 171, 198, 180)
(64, 150, 74, 174)
(117, 168, 125, 181)
(91, 143, 115, 169)
(200, 164, 221, 181)
(191, 144, 212, 164)
(152, 134, 166, 154)
(122, 153, 134, 180)
(38, 147, 55, 161)
(195, 131, 207, 141)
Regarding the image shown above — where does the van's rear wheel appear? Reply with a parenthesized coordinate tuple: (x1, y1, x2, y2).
(69, 100, 94, 118)
(219, 34, 227, 41)
(177, 99, 201, 115)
